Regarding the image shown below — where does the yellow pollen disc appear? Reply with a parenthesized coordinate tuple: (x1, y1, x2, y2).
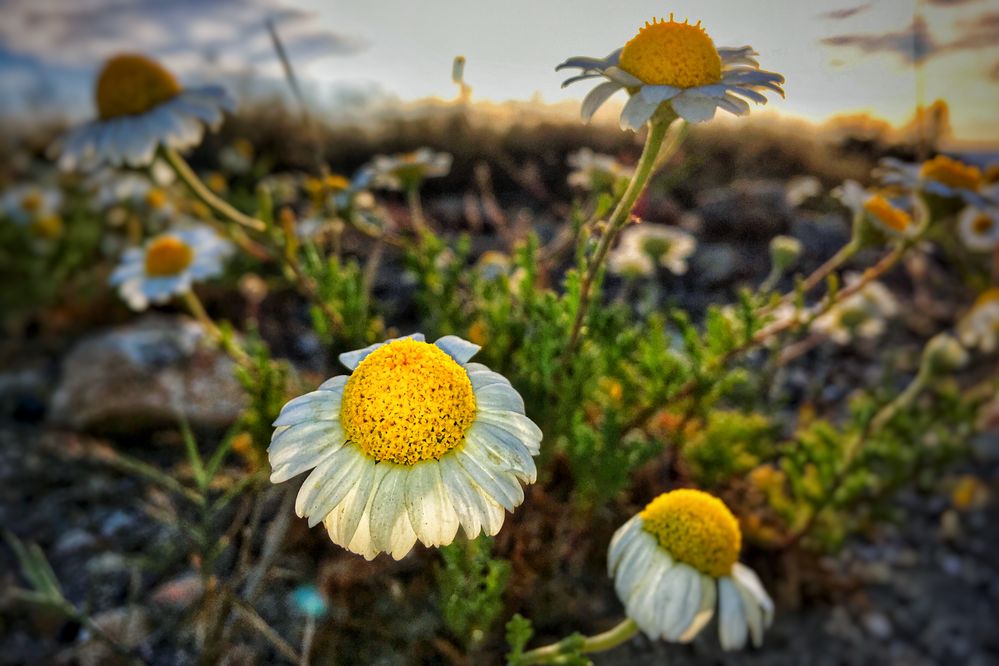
(144, 188, 168, 210)
(975, 288, 999, 308)
(21, 192, 43, 213)
(96, 54, 182, 120)
(919, 155, 981, 192)
(619, 16, 722, 88)
(324, 174, 351, 191)
(971, 214, 994, 234)
(144, 235, 194, 277)
(640, 488, 741, 577)
(863, 195, 911, 232)
(341, 339, 477, 465)
(31, 215, 63, 240)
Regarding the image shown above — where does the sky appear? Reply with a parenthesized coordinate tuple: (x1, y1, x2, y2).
(0, 0, 997, 142)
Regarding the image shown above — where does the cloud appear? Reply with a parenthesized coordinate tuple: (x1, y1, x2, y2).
(0, 0, 365, 76)
(817, 4, 872, 21)
(822, 16, 938, 65)
(990, 60, 999, 82)
(926, 0, 982, 6)
(946, 11, 999, 51)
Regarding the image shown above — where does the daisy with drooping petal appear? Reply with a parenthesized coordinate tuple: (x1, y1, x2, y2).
(609, 489, 774, 650)
(567, 148, 634, 192)
(268, 334, 542, 560)
(365, 148, 452, 191)
(557, 15, 784, 130)
(813, 274, 898, 345)
(837, 180, 920, 239)
(53, 54, 235, 171)
(609, 223, 697, 277)
(109, 223, 234, 310)
(876, 155, 984, 205)
(957, 204, 999, 253)
(958, 289, 999, 354)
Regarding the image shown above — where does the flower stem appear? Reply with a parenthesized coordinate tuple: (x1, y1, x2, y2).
(564, 112, 676, 361)
(160, 146, 266, 232)
(182, 290, 251, 366)
(406, 185, 427, 234)
(518, 619, 639, 664)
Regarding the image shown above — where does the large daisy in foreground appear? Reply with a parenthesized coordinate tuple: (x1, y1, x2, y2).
(557, 15, 784, 130)
(53, 54, 235, 171)
(609, 489, 774, 650)
(269, 335, 542, 560)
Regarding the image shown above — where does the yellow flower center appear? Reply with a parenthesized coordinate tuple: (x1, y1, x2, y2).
(96, 54, 182, 120)
(341, 339, 477, 465)
(144, 188, 168, 210)
(21, 192, 43, 213)
(324, 174, 351, 191)
(640, 488, 741, 577)
(984, 164, 999, 185)
(971, 214, 994, 235)
(619, 16, 722, 88)
(144, 235, 194, 277)
(31, 214, 63, 240)
(863, 195, 911, 232)
(919, 155, 981, 192)
(975, 288, 999, 308)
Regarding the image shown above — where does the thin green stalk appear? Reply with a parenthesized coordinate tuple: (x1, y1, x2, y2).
(182, 290, 251, 366)
(160, 147, 265, 232)
(563, 112, 676, 360)
(407, 185, 428, 234)
(518, 619, 639, 664)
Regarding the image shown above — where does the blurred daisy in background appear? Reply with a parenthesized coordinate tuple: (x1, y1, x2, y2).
(877, 155, 983, 205)
(814, 274, 898, 345)
(837, 180, 920, 240)
(784, 176, 822, 208)
(557, 15, 784, 130)
(609, 489, 773, 650)
(1, 183, 64, 238)
(609, 223, 697, 277)
(89, 170, 175, 223)
(365, 148, 452, 191)
(53, 53, 235, 171)
(957, 204, 999, 253)
(567, 148, 634, 192)
(110, 223, 234, 310)
(958, 289, 999, 353)
(218, 138, 255, 175)
(268, 334, 542, 560)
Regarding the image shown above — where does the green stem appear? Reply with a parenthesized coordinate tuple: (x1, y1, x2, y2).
(182, 290, 251, 366)
(407, 185, 427, 234)
(564, 112, 676, 360)
(519, 619, 639, 664)
(160, 147, 266, 232)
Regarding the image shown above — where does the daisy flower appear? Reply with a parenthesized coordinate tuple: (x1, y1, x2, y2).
(53, 54, 235, 171)
(268, 334, 542, 560)
(1, 184, 63, 226)
(609, 223, 697, 277)
(836, 180, 920, 240)
(958, 289, 999, 354)
(110, 223, 234, 311)
(557, 15, 784, 130)
(567, 148, 634, 191)
(957, 204, 999, 253)
(89, 170, 175, 223)
(813, 274, 898, 345)
(876, 155, 983, 205)
(609, 489, 773, 650)
(365, 148, 452, 191)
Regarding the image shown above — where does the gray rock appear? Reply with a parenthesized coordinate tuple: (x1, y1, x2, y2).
(697, 179, 793, 240)
(862, 611, 893, 639)
(49, 315, 246, 434)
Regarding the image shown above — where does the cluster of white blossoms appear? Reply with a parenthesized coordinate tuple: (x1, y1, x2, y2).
(557, 15, 784, 130)
(364, 148, 453, 191)
(837, 180, 921, 240)
(813, 274, 899, 345)
(608, 222, 697, 277)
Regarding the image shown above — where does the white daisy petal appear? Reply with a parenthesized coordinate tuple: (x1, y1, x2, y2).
(269, 420, 346, 483)
(671, 93, 720, 123)
(454, 446, 523, 511)
(465, 422, 537, 483)
(718, 576, 748, 650)
(434, 335, 481, 363)
(272, 389, 341, 427)
(620, 93, 660, 131)
(678, 574, 717, 642)
(294, 444, 367, 524)
(473, 382, 526, 414)
(659, 563, 702, 641)
(323, 454, 377, 546)
(581, 81, 623, 122)
(733, 563, 774, 627)
(473, 410, 542, 455)
(405, 461, 460, 547)
(608, 516, 643, 575)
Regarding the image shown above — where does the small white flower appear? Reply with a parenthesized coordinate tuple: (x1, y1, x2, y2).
(609, 489, 773, 650)
(958, 289, 999, 354)
(784, 176, 822, 208)
(876, 155, 984, 205)
(52, 54, 235, 171)
(109, 223, 233, 311)
(269, 335, 542, 560)
(1, 184, 63, 225)
(836, 180, 919, 239)
(557, 15, 784, 130)
(957, 204, 999, 253)
(814, 274, 898, 345)
(365, 148, 452, 191)
(609, 223, 697, 277)
(567, 148, 634, 190)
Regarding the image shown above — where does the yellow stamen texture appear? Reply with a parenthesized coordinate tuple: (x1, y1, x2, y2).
(145, 235, 194, 277)
(863, 195, 911, 232)
(341, 339, 476, 465)
(640, 488, 741, 577)
(145, 188, 168, 210)
(619, 16, 722, 88)
(919, 155, 981, 192)
(96, 54, 182, 120)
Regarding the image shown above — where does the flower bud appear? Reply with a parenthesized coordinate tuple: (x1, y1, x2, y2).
(921, 333, 969, 376)
(769, 235, 801, 272)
